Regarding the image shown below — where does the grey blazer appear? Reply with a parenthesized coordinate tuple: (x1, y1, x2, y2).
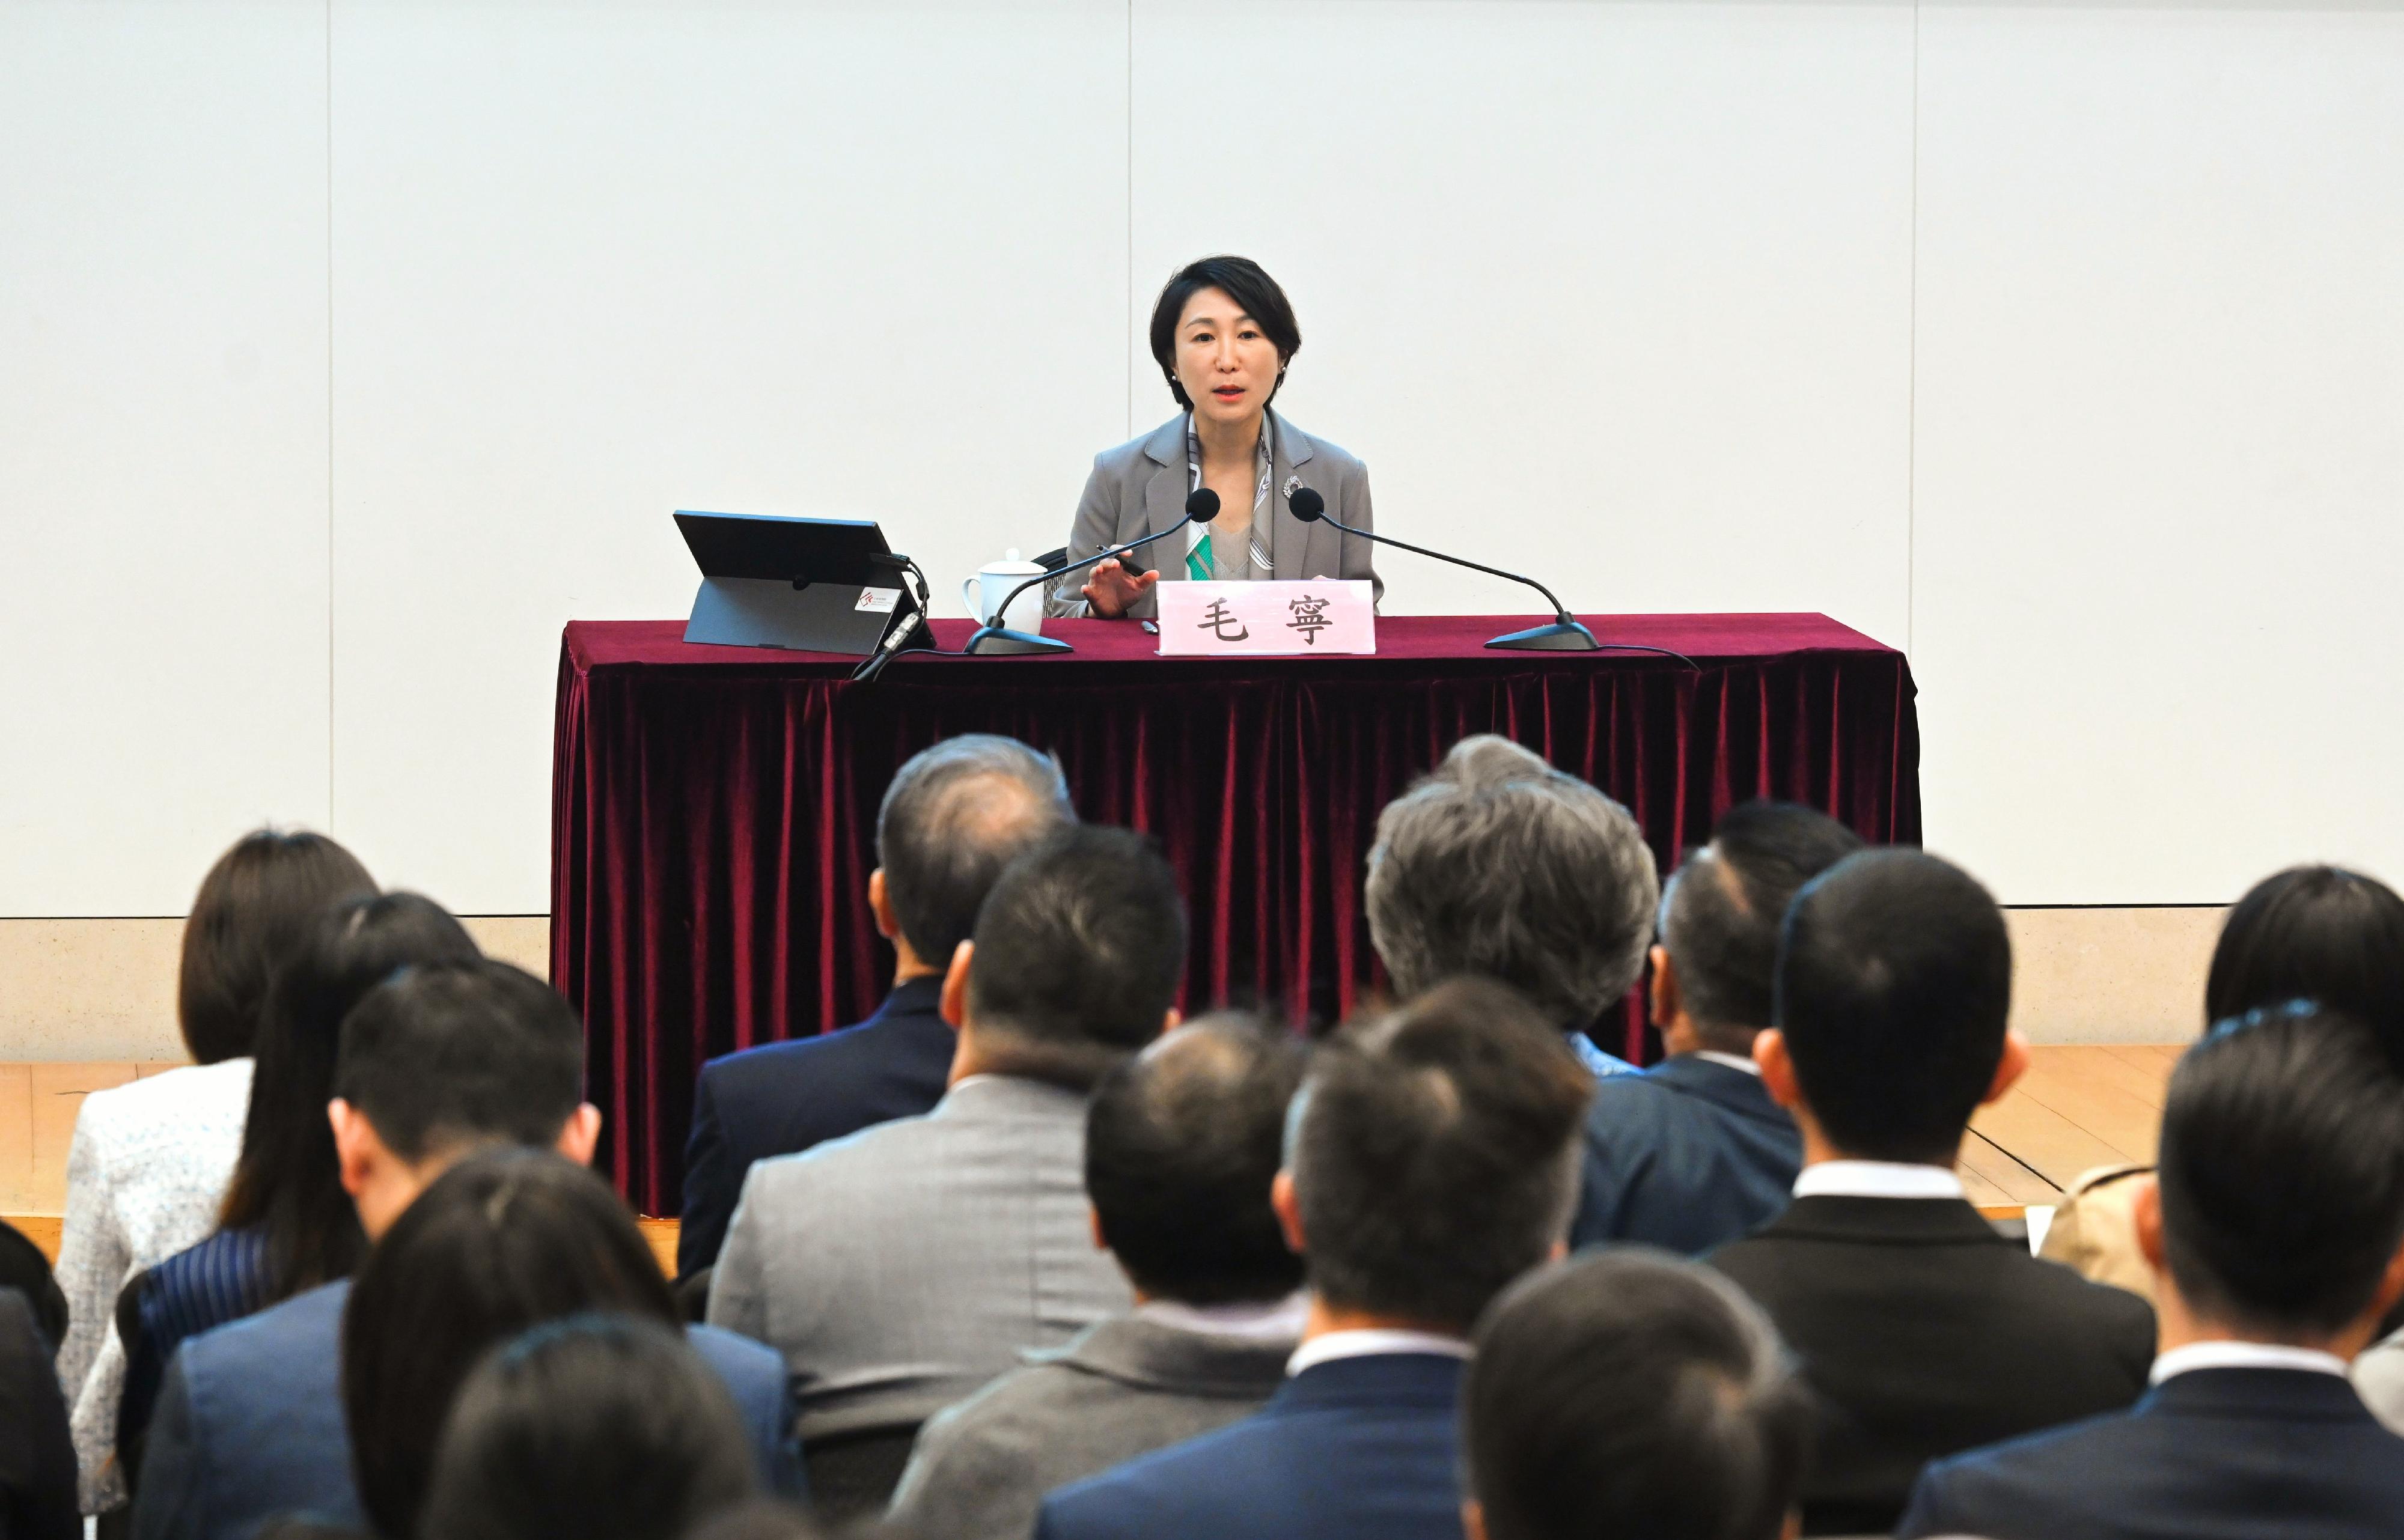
(707, 1076, 1132, 1444)
(1047, 410, 1381, 618)
(886, 1313, 1295, 1540)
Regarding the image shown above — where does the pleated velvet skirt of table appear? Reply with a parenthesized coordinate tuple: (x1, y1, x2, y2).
(552, 613, 1920, 1213)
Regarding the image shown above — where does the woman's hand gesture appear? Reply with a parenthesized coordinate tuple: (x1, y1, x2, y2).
(1081, 557, 1159, 619)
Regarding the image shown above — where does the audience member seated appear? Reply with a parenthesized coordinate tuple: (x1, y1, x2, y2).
(133, 960, 796, 1540)
(1365, 735, 1658, 1074)
(56, 829, 373, 1517)
(1900, 1003, 2404, 1539)
(888, 1017, 1308, 1540)
(1463, 1250, 1812, 1540)
(0, 1219, 66, 1350)
(118, 893, 480, 1461)
(420, 1314, 758, 1540)
(344, 1152, 793, 1540)
(1573, 801, 1862, 1253)
(680, 735, 1075, 1280)
(1037, 977, 1591, 1540)
(2, 1285, 78, 1540)
(1707, 848, 2156, 1535)
(710, 825, 1183, 1518)
(2043, 863, 2404, 1309)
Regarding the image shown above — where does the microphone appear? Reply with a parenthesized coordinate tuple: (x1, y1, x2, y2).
(1287, 487, 1602, 652)
(963, 488, 1222, 656)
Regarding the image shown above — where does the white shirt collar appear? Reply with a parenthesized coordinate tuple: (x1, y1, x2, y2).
(1792, 1160, 1966, 1201)
(2150, 1341, 2350, 1385)
(1134, 1294, 1310, 1342)
(1691, 1050, 1762, 1077)
(1287, 1328, 1471, 1377)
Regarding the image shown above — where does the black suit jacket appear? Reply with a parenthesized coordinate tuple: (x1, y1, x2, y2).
(678, 976, 952, 1277)
(1900, 1366, 2404, 1539)
(0, 1289, 77, 1540)
(1573, 1055, 1801, 1254)
(1709, 1195, 2156, 1535)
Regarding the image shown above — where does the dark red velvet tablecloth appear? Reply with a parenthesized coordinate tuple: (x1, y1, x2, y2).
(552, 613, 1920, 1212)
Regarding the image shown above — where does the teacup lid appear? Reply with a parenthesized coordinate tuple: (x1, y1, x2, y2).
(981, 546, 1045, 574)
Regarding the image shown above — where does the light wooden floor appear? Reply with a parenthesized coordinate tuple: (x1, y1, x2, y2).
(2, 1046, 2177, 1264)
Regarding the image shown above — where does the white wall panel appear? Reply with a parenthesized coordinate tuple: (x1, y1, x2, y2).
(0, 1, 331, 916)
(1914, 3, 2404, 903)
(1129, 1, 1915, 641)
(328, 0, 1129, 913)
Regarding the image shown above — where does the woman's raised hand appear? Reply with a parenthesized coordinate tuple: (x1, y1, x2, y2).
(1081, 557, 1160, 619)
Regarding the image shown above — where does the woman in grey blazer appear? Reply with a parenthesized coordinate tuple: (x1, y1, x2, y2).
(1049, 256, 1380, 619)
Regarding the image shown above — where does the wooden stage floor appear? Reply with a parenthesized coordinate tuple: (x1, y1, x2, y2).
(3, 1045, 2177, 1264)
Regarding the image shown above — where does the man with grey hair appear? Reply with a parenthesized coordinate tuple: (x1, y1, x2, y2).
(1364, 734, 1659, 1076)
(677, 733, 1073, 1277)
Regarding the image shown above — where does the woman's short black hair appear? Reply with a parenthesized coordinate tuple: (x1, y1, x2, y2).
(2206, 865, 2404, 1074)
(178, 829, 376, 1063)
(421, 1314, 758, 1540)
(341, 1149, 679, 1540)
(220, 892, 481, 1302)
(1147, 255, 1302, 410)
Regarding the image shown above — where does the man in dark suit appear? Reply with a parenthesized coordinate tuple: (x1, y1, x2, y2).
(1573, 802, 1862, 1253)
(678, 734, 1073, 1280)
(1464, 1250, 1812, 1540)
(133, 962, 798, 1540)
(1900, 1003, 2404, 1539)
(888, 1017, 1308, 1540)
(1036, 978, 1592, 1540)
(1708, 849, 2156, 1535)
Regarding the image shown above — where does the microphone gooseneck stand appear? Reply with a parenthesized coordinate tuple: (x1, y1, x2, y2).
(1288, 488, 1694, 665)
(963, 488, 1222, 656)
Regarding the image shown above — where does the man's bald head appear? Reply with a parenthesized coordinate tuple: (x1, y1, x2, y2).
(1086, 1017, 1307, 1306)
(876, 735, 1073, 969)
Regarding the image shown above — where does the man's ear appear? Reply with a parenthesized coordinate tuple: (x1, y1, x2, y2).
(1462, 1499, 1489, 1540)
(1272, 1169, 1306, 1256)
(1754, 1029, 1804, 1112)
(1160, 1007, 1182, 1038)
(2370, 1237, 2404, 1326)
(329, 1098, 379, 1199)
(2134, 1173, 2167, 1273)
(1088, 1205, 1109, 1255)
(940, 941, 973, 1030)
(554, 1103, 603, 1167)
(1983, 1029, 2032, 1106)
(1648, 944, 1679, 1030)
(868, 868, 898, 942)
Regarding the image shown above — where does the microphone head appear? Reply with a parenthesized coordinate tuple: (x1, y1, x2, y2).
(1185, 488, 1221, 523)
(1288, 486, 1326, 523)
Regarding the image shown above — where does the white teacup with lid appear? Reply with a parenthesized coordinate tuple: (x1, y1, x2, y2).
(962, 549, 1049, 635)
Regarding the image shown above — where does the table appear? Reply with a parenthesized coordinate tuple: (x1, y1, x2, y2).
(552, 613, 1920, 1211)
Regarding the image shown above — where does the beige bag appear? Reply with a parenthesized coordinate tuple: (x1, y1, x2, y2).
(2037, 1162, 2157, 1304)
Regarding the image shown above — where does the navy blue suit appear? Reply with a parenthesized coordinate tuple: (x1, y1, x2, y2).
(132, 1280, 800, 1540)
(1900, 1367, 2404, 1540)
(679, 976, 952, 1277)
(1034, 1353, 1465, 1540)
(1572, 1055, 1799, 1253)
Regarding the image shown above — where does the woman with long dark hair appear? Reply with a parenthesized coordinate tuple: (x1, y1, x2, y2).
(117, 894, 481, 1452)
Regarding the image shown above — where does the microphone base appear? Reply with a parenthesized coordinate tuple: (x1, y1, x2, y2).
(1485, 618, 1601, 651)
(962, 625, 1072, 656)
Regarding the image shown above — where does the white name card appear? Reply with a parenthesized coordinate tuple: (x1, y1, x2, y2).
(1155, 580, 1376, 656)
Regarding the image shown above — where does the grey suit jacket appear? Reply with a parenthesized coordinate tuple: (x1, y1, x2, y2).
(709, 1076, 1133, 1443)
(887, 1313, 1295, 1540)
(1048, 410, 1380, 618)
